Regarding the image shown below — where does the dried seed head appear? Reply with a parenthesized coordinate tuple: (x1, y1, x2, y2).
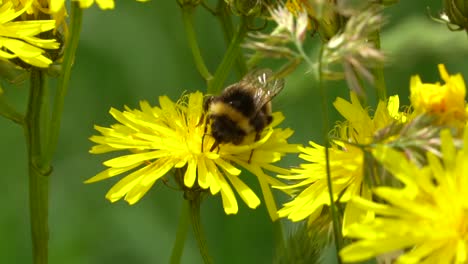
(373, 114, 462, 166)
(322, 5, 386, 96)
(286, 0, 343, 41)
(244, 5, 310, 73)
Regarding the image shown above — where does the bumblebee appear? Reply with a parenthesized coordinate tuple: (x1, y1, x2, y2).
(203, 69, 285, 156)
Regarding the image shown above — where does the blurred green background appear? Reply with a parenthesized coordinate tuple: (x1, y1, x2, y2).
(1, 0, 468, 263)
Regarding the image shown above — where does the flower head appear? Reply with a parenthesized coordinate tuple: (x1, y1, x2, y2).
(9, 0, 67, 27)
(410, 64, 467, 130)
(243, 4, 309, 75)
(285, 0, 341, 40)
(277, 92, 400, 229)
(340, 125, 468, 264)
(322, 6, 385, 96)
(49, 0, 149, 14)
(86, 92, 298, 219)
(0, 1, 59, 68)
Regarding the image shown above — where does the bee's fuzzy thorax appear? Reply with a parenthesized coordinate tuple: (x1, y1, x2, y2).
(209, 101, 253, 134)
(203, 69, 284, 150)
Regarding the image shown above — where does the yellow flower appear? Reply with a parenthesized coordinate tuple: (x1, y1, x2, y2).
(285, 0, 315, 17)
(340, 125, 468, 264)
(0, 1, 59, 68)
(14, 0, 68, 28)
(86, 92, 298, 219)
(277, 93, 401, 230)
(50, 0, 149, 13)
(410, 64, 467, 129)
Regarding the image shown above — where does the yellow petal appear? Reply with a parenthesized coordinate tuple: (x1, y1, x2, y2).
(438, 64, 449, 82)
(84, 163, 142, 183)
(214, 158, 241, 176)
(215, 172, 238, 214)
(50, 0, 65, 13)
(183, 157, 197, 188)
(103, 151, 166, 168)
(205, 159, 221, 194)
(96, 0, 115, 9)
(105, 165, 152, 202)
(197, 156, 210, 189)
(225, 174, 260, 209)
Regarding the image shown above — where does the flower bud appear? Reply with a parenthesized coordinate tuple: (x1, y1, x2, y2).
(443, 0, 468, 30)
(286, 0, 343, 41)
(317, 2, 343, 41)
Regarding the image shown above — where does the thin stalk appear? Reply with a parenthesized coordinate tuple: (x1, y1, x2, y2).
(189, 194, 213, 264)
(170, 199, 190, 264)
(216, 0, 247, 77)
(209, 16, 248, 94)
(318, 46, 343, 262)
(369, 29, 387, 101)
(46, 2, 83, 162)
(181, 5, 214, 86)
(273, 219, 285, 252)
(0, 96, 24, 125)
(25, 69, 51, 264)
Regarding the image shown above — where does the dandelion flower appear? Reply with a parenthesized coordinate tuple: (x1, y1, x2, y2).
(340, 125, 468, 264)
(277, 92, 401, 230)
(0, 1, 59, 68)
(86, 92, 298, 219)
(410, 64, 467, 130)
(285, 0, 315, 17)
(11, 0, 68, 27)
(50, 0, 149, 13)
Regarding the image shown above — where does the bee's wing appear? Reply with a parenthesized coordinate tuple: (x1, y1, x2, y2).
(240, 69, 284, 112)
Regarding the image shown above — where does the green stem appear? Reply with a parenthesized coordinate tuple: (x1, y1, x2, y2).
(217, 0, 247, 77)
(209, 16, 248, 94)
(181, 5, 213, 87)
(318, 46, 343, 261)
(369, 29, 387, 101)
(170, 199, 190, 264)
(189, 194, 213, 264)
(25, 69, 51, 264)
(0, 96, 24, 125)
(273, 219, 285, 252)
(46, 3, 83, 162)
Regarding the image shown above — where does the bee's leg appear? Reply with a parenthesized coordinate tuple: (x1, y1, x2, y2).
(199, 95, 213, 125)
(201, 117, 210, 152)
(248, 132, 261, 163)
(248, 150, 254, 164)
(197, 113, 206, 127)
(200, 96, 214, 152)
(201, 133, 206, 152)
(210, 141, 219, 152)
